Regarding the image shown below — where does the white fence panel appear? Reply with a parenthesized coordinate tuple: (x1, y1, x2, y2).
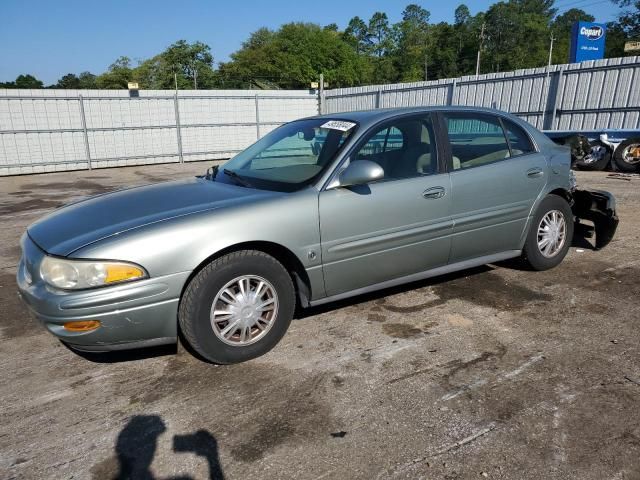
(0, 89, 318, 176)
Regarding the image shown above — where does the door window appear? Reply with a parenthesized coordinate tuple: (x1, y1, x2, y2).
(353, 117, 438, 179)
(502, 119, 535, 156)
(444, 114, 511, 170)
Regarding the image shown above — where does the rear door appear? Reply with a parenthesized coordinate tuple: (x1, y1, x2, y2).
(318, 113, 453, 296)
(440, 112, 547, 263)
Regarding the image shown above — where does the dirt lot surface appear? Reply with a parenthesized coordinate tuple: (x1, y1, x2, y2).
(1, 164, 639, 480)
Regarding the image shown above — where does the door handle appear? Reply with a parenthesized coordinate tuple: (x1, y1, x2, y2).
(422, 186, 446, 199)
(527, 168, 544, 178)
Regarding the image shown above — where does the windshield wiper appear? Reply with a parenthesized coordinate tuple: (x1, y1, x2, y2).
(223, 169, 254, 188)
(197, 164, 219, 181)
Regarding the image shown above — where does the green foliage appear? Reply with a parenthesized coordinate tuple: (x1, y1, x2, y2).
(95, 57, 133, 89)
(217, 23, 372, 88)
(614, 0, 640, 38)
(551, 9, 595, 64)
(0, 74, 45, 89)
(54, 73, 81, 89)
(134, 40, 216, 89)
(3, 2, 637, 90)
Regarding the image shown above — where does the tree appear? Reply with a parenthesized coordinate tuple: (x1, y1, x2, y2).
(612, 0, 640, 38)
(55, 73, 81, 89)
(218, 23, 371, 88)
(343, 16, 370, 54)
(551, 9, 595, 64)
(394, 4, 431, 81)
(14, 74, 43, 88)
(455, 4, 471, 26)
(96, 57, 133, 89)
(368, 12, 393, 57)
(133, 40, 216, 89)
(78, 71, 97, 89)
(483, 0, 553, 72)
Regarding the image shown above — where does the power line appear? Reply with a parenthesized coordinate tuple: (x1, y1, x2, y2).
(554, 0, 611, 11)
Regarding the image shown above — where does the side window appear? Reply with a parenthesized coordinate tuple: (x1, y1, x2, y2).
(445, 114, 510, 170)
(502, 119, 535, 156)
(353, 117, 437, 179)
(385, 126, 404, 152)
(355, 126, 405, 158)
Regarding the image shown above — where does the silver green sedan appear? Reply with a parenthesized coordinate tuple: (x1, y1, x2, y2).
(16, 107, 618, 363)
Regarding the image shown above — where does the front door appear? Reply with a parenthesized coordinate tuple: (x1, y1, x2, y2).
(319, 114, 453, 297)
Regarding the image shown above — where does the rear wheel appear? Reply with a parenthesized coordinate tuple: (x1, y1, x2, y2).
(179, 250, 295, 364)
(522, 195, 574, 271)
(575, 140, 610, 171)
(613, 138, 640, 172)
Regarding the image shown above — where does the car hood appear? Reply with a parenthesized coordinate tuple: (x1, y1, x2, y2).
(28, 177, 278, 256)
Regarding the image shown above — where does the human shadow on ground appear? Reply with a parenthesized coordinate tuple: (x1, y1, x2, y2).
(109, 415, 225, 480)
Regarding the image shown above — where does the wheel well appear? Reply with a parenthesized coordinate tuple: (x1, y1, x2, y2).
(548, 188, 572, 204)
(181, 241, 312, 307)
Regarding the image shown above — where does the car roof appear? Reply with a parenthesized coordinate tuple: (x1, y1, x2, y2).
(310, 105, 521, 129)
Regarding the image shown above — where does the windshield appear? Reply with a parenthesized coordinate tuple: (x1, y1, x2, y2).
(215, 118, 357, 192)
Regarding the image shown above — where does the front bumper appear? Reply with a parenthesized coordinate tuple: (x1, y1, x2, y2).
(572, 188, 619, 250)
(16, 234, 190, 351)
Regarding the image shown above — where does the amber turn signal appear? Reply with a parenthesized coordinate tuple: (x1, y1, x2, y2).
(63, 320, 101, 332)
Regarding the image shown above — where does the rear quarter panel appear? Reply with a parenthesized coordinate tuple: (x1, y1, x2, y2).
(516, 130, 572, 248)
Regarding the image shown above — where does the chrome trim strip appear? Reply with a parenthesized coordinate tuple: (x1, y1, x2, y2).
(308, 250, 521, 307)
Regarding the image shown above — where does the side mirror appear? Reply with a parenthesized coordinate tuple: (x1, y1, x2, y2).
(338, 160, 384, 187)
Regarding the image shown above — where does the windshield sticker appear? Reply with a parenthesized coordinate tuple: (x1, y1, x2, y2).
(320, 120, 356, 132)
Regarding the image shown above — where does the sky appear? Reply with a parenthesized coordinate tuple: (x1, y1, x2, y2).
(0, 0, 620, 85)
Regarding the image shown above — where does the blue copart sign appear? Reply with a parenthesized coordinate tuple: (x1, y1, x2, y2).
(570, 21, 607, 62)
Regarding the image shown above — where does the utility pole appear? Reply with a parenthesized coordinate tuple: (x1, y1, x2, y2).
(476, 22, 486, 77)
(174, 72, 178, 92)
(424, 55, 428, 81)
(194, 68, 198, 90)
(547, 33, 555, 68)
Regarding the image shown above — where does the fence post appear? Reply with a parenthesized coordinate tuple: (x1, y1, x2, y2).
(78, 94, 92, 170)
(448, 79, 457, 106)
(255, 94, 261, 139)
(548, 68, 565, 130)
(376, 88, 382, 108)
(173, 94, 184, 163)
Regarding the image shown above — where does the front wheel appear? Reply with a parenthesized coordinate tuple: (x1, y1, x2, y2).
(179, 250, 295, 364)
(522, 195, 574, 271)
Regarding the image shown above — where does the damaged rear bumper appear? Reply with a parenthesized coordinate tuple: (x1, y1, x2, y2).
(572, 189, 619, 249)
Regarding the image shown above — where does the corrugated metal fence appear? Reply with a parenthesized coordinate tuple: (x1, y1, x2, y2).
(0, 89, 318, 176)
(324, 56, 640, 132)
(2, 57, 639, 176)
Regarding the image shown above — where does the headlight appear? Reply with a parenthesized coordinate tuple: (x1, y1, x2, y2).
(40, 256, 147, 290)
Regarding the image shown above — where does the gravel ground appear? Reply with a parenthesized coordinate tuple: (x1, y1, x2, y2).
(0, 164, 638, 480)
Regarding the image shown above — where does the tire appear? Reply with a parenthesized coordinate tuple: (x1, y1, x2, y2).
(575, 140, 610, 171)
(565, 135, 591, 169)
(613, 138, 640, 173)
(179, 250, 295, 364)
(522, 195, 574, 271)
